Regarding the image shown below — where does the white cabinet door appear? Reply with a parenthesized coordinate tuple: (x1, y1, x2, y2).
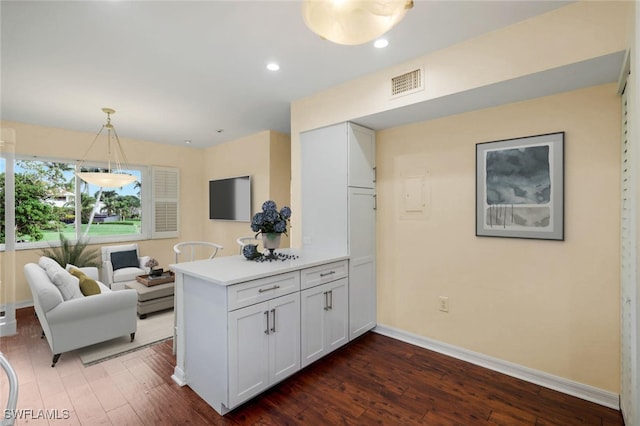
(301, 123, 348, 255)
(325, 278, 349, 351)
(348, 123, 375, 189)
(229, 293, 301, 408)
(301, 278, 349, 367)
(228, 301, 270, 408)
(301, 284, 327, 367)
(268, 292, 301, 384)
(349, 187, 377, 339)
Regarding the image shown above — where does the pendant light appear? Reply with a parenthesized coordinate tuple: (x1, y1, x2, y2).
(302, 0, 414, 46)
(76, 108, 136, 188)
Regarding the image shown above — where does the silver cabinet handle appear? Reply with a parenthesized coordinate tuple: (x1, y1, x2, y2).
(373, 166, 377, 183)
(328, 290, 333, 310)
(264, 311, 270, 335)
(320, 271, 335, 277)
(323, 291, 329, 311)
(259, 285, 280, 293)
(270, 308, 276, 333)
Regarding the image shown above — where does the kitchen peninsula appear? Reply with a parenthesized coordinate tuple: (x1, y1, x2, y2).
(170, 249, 352, 415)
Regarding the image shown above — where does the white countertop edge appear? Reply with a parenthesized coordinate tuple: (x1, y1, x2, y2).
(169, 249, 348, 286)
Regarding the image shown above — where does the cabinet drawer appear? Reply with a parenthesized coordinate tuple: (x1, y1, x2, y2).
(228, 271, 300, 311)
(301, 260, 348, 290)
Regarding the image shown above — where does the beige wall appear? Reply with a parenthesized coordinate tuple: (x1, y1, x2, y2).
(0, 120, 205, 304)
(203, 130, 291, 254)
(377, 84, 621, 392)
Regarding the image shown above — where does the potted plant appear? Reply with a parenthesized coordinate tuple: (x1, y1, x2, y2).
(250, 200, 291, 255)
(145, 258, 163, 277)
(40, 233, 100, 268)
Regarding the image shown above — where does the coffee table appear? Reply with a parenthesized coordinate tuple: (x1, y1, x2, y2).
(126, 272, 175, 319)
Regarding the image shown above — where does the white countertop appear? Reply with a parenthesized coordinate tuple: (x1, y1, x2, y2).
(169, 248, 348, 286)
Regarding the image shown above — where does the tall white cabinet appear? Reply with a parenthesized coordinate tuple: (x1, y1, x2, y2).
(301, 122, 377, 340)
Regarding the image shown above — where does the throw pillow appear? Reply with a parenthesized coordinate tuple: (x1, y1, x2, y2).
(39, 256, 60, 271)
(51, 270, 83, 300)
(79, 276, 101, 296)
(69, 268, 86, 280)
(39, 256, 64, 282)
(110, 250, 139, 270)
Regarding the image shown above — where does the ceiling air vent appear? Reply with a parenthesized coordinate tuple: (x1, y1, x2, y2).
(391, 67, 424, 98)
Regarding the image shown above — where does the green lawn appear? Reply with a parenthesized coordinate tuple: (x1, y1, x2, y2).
(39, 221, 141, 242)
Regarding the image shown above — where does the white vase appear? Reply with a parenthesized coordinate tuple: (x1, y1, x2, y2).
(262, 233, 281, 250)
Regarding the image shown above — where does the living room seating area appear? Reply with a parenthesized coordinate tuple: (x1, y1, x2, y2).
(23, 257, 138, 367)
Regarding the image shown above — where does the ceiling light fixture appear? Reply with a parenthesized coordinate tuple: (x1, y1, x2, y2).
(76, 108, 136, 188)
(302, 0, 413, 45)
(267, 62, 280, 71)
(374, 38, 389, 48)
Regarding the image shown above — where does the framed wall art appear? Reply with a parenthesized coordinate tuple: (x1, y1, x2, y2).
(476, 132, 564, 240)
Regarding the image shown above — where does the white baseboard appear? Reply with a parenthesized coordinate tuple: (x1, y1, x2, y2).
(15, 300, 33, 310)
(172, 367, 187, 386)
(374, 324, 620, 410)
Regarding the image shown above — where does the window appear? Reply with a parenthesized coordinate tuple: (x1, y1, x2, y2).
(77, 167, 143, 242)
(1, 156, 147, 248)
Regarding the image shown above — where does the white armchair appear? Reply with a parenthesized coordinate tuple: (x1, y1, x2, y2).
(101, 244, 150, 290)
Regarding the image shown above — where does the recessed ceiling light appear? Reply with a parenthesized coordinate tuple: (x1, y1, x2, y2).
(266, 62, 280, 71)
(374, 38, 389, 49)
(184, 139, 191, 144)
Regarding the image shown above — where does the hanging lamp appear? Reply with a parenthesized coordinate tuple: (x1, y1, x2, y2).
(302, 0, 414, 46)
(76, 108, 136, 188)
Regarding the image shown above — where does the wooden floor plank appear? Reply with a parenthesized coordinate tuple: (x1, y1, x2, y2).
(1, 307, 625, 425)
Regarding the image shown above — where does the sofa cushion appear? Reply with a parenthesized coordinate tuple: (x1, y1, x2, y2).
(39, 286, 64, 313)
(79, 276, 101, 296)
(110, 250, 139, 271)
(51, 269, 83, 300)
(113, 267, 145, 283)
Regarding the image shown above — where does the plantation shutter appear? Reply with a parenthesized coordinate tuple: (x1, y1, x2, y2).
(621, 83, 640, 426)
(152, 166, 179, 238)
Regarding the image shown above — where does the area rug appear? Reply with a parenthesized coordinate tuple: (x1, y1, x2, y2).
(76, 310, 174, 366)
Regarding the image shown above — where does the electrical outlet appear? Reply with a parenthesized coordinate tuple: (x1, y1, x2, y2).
(438, 296, 449, 313)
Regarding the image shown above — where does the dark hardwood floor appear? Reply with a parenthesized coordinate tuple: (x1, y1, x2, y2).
(0, 307, 624, 425)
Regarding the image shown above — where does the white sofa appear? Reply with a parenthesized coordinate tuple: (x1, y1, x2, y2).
(24, 257, 138, 367)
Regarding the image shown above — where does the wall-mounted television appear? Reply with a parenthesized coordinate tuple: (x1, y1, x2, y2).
(209, 176, 251, 221)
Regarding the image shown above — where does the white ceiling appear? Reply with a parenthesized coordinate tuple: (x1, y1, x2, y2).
(2, 0, 617, 149)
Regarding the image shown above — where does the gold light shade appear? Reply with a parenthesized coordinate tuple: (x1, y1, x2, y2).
(76, 108, 136, 188)
(302, 0, 413, 45)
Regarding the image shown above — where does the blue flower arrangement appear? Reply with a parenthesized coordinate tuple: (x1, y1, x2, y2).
(251, 200, 292, 237)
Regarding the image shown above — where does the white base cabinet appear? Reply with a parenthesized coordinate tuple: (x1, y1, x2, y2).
(172, 252, 351, 416)
(301, 278, 349, 367)
(229, 292, 300, 408)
